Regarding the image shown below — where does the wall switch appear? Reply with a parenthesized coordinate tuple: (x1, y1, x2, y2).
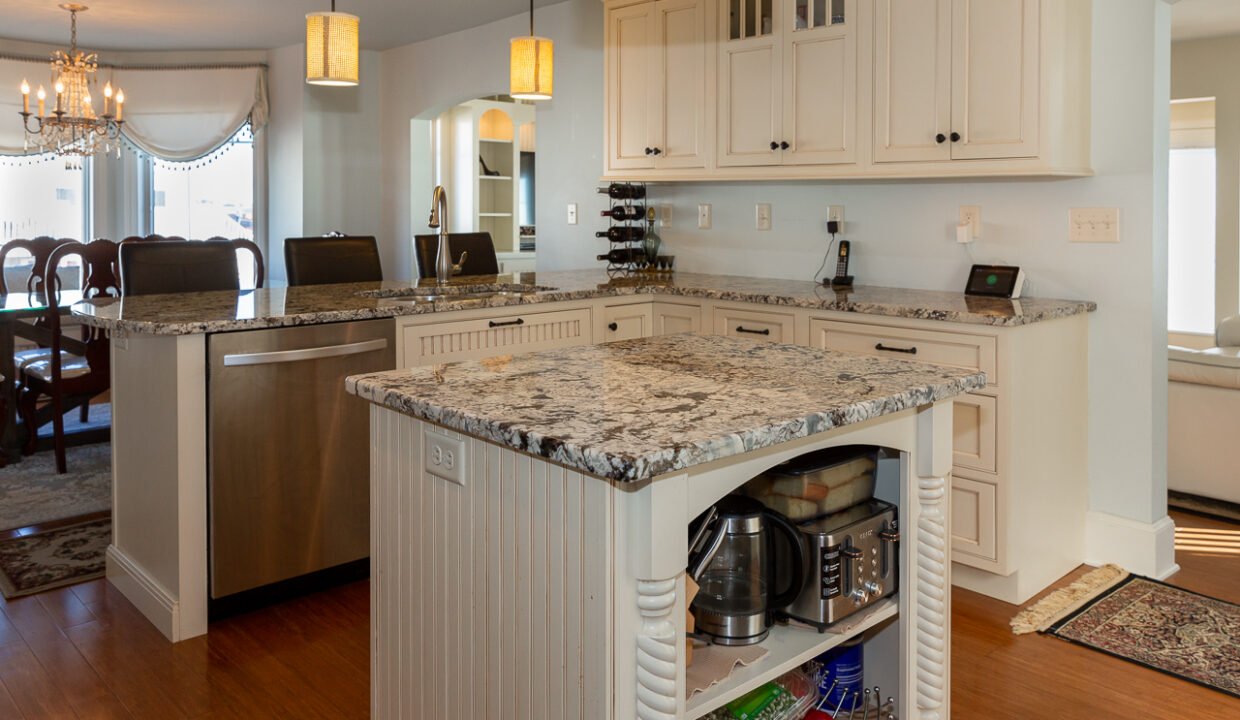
(828, 205, 845, 227)
(959, 205, 981, 239)
(756, 203, 772, 231)
(660, 204, 673, 229)
(567, 203, 578, 225)
(698, 203, 712, 229)
(1069, 208, 1120, 243)
(424, 429, 466, 486)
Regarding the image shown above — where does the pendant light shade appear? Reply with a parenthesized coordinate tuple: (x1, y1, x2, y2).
(306, 2, 359, 87)
(510, 0, 553, 100)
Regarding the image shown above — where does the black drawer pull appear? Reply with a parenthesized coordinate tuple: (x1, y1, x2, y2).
(875, 343, 917, 355)
(489, 318, 525, 328)
(608, 322, 619, 331)
(736, 326, 771, 336)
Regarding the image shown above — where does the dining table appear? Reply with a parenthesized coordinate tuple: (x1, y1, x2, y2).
(0, 289, 87, 462)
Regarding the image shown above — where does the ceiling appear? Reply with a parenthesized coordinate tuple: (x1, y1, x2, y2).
(1173, 0, 1240, 42)
(0, 0, 565, 52)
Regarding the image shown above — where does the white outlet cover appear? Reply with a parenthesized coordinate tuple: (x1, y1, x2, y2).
(698, 203, 712, 229)
(828, 205, 844, 225)
(959, 205, 981, 237)
(567, 203, 578, 225)
(424, 429, 466, 486)
(756, 203, 772, 231)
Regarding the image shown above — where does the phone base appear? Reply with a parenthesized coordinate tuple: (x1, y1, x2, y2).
(830, 275, 854, 287)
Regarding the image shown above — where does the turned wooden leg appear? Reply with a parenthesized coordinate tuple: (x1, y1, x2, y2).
(636, 578, 680, 720)
(79, 401, 89, 424)
(51, 390, 67, 474)
(18, 388, 39, 456)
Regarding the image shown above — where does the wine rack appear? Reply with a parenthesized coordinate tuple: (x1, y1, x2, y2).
(595, 182, 647, 273)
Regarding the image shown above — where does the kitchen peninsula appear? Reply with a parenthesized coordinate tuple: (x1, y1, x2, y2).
(71, 270, 1094, 643)
(347, 333, 986, 719)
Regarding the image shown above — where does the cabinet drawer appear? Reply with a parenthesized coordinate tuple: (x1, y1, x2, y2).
(953, 393, 998, 474)
(951, 475, 998, 565)
(653, 302, 702, 335)
(399, 308, 592, 367)
(810, 319, 998, 387)
(714, 306, 796, 343)
(602, 303, 653, 342)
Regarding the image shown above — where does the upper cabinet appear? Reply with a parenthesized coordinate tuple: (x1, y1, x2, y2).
(607, 0, 710, 172)
(604, 0, 1092, 180)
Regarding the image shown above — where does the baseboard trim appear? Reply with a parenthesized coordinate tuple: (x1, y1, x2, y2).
(1084, 511, 1179, 580)
(106, 544, 181, 642)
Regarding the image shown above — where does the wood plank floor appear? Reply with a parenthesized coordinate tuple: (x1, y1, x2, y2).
(0, 510, 1236, 718)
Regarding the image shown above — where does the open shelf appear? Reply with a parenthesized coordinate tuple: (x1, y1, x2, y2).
(480, 175, 512, 181)
(479, 137, 513, 144)
(685, 599, 898, 720)
(479, 212, 513, 218)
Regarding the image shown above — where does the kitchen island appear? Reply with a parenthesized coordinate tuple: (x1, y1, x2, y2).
(347, 333, 985, 720)
(72, 270, 1091, 643)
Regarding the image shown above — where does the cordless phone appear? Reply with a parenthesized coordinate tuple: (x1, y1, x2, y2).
(831, 240, 854, 287)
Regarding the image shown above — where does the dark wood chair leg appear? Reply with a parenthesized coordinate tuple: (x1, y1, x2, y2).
(0, 398, 7, 468)
(50, 388, 66, 474)
(18, 387, 39, 456)
(79, 401, 89, 423)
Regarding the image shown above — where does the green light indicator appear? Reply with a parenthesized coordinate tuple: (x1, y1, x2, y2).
(986, 274, 999, 286)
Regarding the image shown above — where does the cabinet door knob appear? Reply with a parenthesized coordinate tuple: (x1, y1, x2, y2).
(950, 131, 961, 142)
(608, 322, 619, 331)
(935, 133, 947, 144)
(644, 147, 653, 155)
(780, 141, 790, 150)
(770, 141, 779, 151)
(653, 147, 662, 156)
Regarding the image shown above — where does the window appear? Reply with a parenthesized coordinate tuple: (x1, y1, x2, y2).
(0, 158, 89, 288)
(1168, 99, 1217, 336)
(151, 124, 254, 242)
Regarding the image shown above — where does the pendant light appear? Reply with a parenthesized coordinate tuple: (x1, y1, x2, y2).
(306, 0, 360, 86)
(510, 0, 553, 100)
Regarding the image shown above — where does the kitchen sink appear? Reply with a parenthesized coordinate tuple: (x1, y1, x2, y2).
(358, 283, 553, 300)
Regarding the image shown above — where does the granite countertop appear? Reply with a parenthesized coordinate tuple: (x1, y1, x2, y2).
(70, 269, 1097, 336)
(346, 334, 988, 483)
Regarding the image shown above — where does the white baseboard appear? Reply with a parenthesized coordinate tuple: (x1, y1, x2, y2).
(106, 544, 182, 642)
(1084, 511, 1180, 580)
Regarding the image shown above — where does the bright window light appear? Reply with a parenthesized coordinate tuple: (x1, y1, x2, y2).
(1168, 147, 1216, 335)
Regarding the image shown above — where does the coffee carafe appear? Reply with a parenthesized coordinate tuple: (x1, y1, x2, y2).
(688, 495, 806, 646)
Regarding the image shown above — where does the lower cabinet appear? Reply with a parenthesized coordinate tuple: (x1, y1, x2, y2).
(397, 307, 592, 367)
(601, 302, 654, 341)
(950, 474, 999, 566)
(713, 304, 796, 343)
(653, 301, 703, 335)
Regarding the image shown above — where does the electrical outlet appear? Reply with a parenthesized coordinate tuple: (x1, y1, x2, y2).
(567, 203, 578, 225)
(698, 203, 712, 229)
(756, 203, 772, 231)
(424, 429, 466, 485)
(661, 204, 673, 229)
(959, 205, 981, 239)
(1069, 208, 1120, 243)
(828, 205, 845, 227)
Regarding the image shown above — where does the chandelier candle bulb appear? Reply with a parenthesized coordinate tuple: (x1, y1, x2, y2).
(54, 82, 64, 114)
(36, 86, 45, 117)
(115, 90, 123, 121)
(20, 80, 29, 113)
(103, 81, 112, 115)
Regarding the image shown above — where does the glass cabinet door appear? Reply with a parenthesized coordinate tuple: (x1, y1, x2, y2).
(793, 0, 846, 31)
(726, 0, 775, 40)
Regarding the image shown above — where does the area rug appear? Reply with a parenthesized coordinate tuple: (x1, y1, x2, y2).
(0, 518, 110, 598)
(1011, 564, 1240, 698)
(0, 443, 111, 531)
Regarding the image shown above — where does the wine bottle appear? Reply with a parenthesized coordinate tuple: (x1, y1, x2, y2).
(600, 205, 646, 221)
(597, 248, 643, 264)
(596, 184, 646, 200)
(595, 227, 646, 242)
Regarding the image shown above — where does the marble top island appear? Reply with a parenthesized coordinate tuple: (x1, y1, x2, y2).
(72, 269, 1096, 335)
(347, 333, 987, 482)
(354, 332, 978, 719)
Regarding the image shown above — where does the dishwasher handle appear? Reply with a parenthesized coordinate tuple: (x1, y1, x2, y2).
(222, 338, 389, 367)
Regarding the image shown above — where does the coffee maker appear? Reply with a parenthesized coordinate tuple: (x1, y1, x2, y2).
(688, 495, 805, 646)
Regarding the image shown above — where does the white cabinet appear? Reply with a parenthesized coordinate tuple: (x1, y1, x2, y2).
(713, 304, 796, 343)
(602, 302, 654, 341)
(653, 302, 703, 334)
(872, 0, 952, 163)
(606, 0, 710, 172)
(397, 308, 592, 367)
(718, 0, 857, 167)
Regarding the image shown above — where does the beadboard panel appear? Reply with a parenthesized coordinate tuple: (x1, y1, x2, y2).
(371, 407, 614, 719)
(399, 308, 593, 366)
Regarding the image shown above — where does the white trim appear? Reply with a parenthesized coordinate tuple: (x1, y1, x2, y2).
(1084, 511, 1180, 580)
(106, 545, 182, 641)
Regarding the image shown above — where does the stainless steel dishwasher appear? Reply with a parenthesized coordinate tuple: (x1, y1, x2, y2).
(207, 319, 395, 600)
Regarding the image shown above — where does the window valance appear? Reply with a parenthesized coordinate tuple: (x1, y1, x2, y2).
(0, 57, 268, 161)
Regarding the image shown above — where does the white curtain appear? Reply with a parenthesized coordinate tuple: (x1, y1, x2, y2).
(0, 58, 268, 161)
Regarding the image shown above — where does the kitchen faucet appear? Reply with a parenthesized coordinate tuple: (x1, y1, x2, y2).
(428, 185, 467, 284)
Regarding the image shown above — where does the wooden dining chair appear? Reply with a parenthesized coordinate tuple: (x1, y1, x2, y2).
(284, 236, 383, 286)
(18, 240, 119, 473)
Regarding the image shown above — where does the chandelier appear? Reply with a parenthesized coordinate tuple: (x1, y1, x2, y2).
(17, 4, 126, 159)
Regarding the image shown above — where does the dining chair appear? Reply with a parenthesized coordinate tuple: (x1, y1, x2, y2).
(284, 236, 383, 286)
(205, 237, 266, 289)
(118, 240, 242, 296)
(413, 232, 500, 279)
(18, 239, 119, 473)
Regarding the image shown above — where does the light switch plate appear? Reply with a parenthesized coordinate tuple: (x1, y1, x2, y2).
(1069, 208, 1120, 243)
(698, 203, 712, 229)
(567, 203, 578, 225)
(756, 203, 772, 231)
(424, 429, 466, 486)
(660, 204, 673, 229)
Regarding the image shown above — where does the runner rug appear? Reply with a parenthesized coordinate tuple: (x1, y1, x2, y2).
(1010, 564, 1240, 699)
(0, 518, 110, 599)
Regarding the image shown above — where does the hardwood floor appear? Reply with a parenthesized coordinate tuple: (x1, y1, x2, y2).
(0, 510, 1235, 718)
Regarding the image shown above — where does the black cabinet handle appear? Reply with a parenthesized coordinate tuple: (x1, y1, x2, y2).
(780, 141, 790, 150)
(736, 326, 771, 336)
(489, 318, 525, 328)
(608, 322, 619, 331)
(875, 343, 917, 355)
(770, 141, 779, 151)
(935, 133, 947, 144)
(950, 131, 961, 142)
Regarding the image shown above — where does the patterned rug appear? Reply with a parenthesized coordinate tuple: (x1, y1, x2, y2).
(0, 443, 111, 531)
(1013, 565, 1240, 698)
(0, 518, 110, 599)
